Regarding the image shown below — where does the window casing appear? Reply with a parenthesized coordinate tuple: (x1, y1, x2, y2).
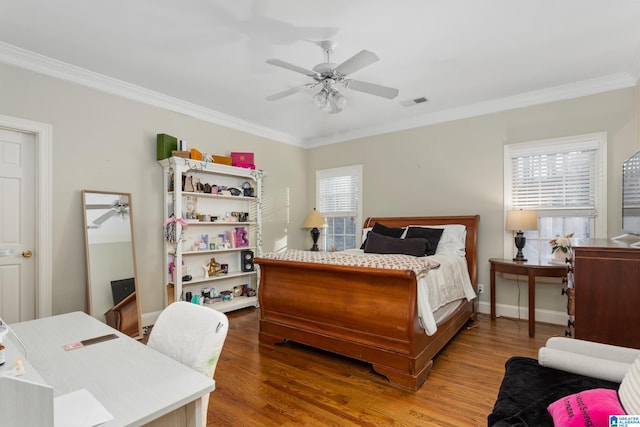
(504, 133, 607, 263)
(316, 165, 363, 251)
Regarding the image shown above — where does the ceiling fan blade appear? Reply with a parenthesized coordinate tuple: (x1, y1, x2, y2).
(266, 83, 316, 101)
(93, 209, 117, 226)
(266, 59, 320, 78)
(334, 50, 379, 76)
(344, 79, 399, 99)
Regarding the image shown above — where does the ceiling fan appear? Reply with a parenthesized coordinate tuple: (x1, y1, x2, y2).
(86, 197, 130, 228)
(265, 40, 399, 114)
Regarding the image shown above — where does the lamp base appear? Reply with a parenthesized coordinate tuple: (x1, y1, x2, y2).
(310, 227, 320, 251)
(513, 252, 527, 262)
(513, 232, 527, 262)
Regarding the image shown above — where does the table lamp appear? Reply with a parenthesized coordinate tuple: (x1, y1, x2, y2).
(506, 209, 538, 262)
(302, 209, 327, 251)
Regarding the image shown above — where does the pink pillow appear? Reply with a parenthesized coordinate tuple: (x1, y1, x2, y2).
(547, 388, 625, 427)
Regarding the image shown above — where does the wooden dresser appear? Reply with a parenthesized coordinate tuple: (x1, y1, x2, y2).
(573, 238, 640, 348)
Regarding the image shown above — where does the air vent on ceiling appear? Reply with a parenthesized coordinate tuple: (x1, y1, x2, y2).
(399, 96, 429, 107)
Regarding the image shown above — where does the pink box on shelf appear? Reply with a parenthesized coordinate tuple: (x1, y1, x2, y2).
(231, 152, 254, 167)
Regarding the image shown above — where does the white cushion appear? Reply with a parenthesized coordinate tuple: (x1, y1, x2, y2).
(619, 354, 640, 414)
(361, 227, 372, 242)
(544, 337, 640, 364)
(538, 347, 632, 383)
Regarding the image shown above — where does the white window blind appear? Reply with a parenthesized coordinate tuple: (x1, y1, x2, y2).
(510, 148, 596, 214)
(504, 133, 607, 261)
(316, 165, 363, 251)
(623, 152, 640, 206)
(318, 174, 359, 215)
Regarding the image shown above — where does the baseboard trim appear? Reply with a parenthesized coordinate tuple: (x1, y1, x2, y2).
(477, 301, 568, 326)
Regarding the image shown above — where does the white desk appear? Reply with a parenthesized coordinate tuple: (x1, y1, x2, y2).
(4, 311, 214, 426)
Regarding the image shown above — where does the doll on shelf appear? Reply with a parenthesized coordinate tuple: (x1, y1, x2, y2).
(207, 257, 225, 277)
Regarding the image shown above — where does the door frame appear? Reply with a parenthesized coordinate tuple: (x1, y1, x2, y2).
(0, 114, 52, 318)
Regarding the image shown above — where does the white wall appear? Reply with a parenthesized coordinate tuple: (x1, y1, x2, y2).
(308, 88, 638, 322)
(0, 60, 638, 324)
(0, 62, 308, 318)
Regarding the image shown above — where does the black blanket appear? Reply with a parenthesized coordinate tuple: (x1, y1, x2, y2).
(487, 356, 620, 427)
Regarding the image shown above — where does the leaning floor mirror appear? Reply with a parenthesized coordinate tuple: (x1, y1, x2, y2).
(82, 190, 142, 339)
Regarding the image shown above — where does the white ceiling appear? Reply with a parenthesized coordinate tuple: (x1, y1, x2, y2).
(1, 0, 640, 148)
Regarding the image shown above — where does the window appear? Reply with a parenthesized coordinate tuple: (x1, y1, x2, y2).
(316, 165, 363, 251)
(504, 133, 607, 262)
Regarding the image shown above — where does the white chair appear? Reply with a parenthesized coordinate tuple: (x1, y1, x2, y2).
(147, 301, 229, 427)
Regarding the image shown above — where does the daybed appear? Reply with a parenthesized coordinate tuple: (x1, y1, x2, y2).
(255, 215, 479, 391)
(489, 337, 640, 427)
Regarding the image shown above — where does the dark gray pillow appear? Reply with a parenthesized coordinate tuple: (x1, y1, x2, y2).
(404, 227, 444, 256)
(360, 222, 405, 249)
(363, 232, 427, 257)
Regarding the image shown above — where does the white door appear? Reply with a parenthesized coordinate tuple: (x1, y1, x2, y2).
(0, 128, 36, 323)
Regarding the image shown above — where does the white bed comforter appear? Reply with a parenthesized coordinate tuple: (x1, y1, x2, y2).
(416, 254, 476, 335)
(343, 249, 476, 335)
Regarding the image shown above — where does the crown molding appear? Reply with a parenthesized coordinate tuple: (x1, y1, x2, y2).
(0, 42, 305, 147)
(306, 73, 637, 148)
(1, 42, 635, 150)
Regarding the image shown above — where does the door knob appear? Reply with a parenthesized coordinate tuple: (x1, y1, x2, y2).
(22, 250, 33, 258)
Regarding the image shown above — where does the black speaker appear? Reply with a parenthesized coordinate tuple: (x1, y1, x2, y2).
(241, 250, 254, 272)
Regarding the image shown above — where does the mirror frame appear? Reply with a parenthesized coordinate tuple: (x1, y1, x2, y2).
(81, 190, 142, 339)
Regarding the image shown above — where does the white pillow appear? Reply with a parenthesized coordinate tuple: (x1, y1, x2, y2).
(619, 354, 640, 414)
(406, 224, 466, 256)
(361, 227, 372, 242)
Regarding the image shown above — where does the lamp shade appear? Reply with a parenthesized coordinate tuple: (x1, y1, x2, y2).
(302, 209, 327, 229)
(506, 210, 538, 231)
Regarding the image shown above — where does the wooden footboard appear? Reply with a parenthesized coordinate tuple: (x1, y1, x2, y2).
(256, 215, 479, 391)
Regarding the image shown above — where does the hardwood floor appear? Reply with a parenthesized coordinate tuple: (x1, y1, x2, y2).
(206, 308, 565, 427)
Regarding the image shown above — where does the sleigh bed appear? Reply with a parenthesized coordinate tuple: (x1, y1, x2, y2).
(255, 215, 479, 391)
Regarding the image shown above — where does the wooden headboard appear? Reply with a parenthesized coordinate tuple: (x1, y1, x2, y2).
(363, 215, 480, 288)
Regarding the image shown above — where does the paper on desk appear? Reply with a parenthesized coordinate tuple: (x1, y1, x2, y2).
(54, 388, 113, 427)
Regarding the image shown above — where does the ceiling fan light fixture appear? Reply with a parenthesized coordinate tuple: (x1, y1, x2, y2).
(314, 89, 346, 113)
(332, 91, 346, 110)
(327, 90, 345, 114)
(313, 89, 329, 108)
